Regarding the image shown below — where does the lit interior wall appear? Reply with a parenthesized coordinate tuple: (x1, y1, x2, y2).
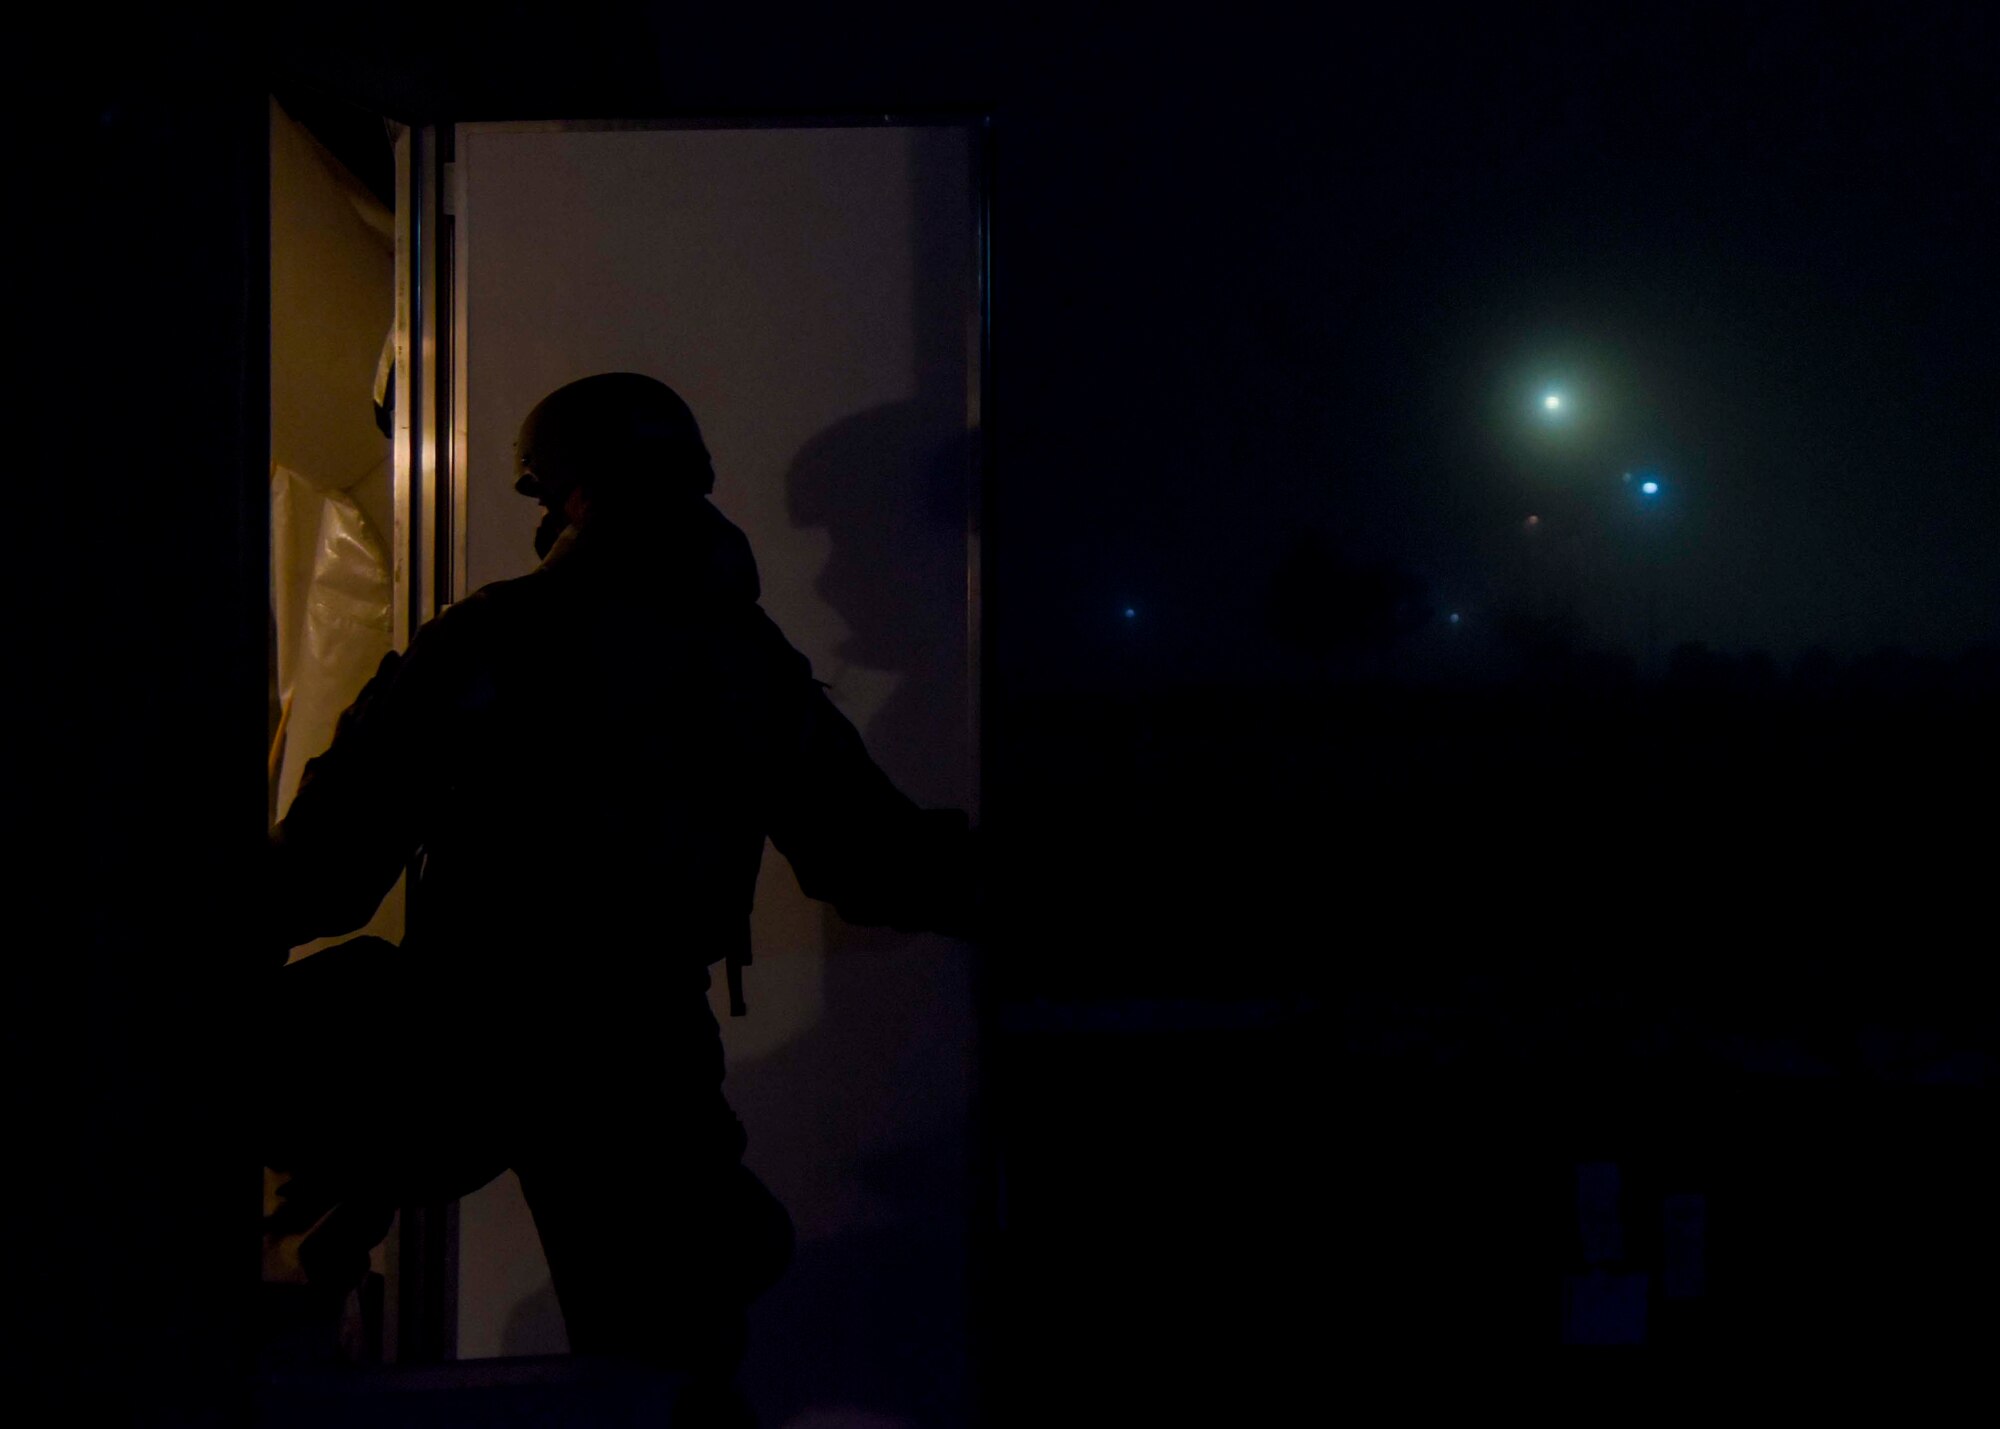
(452, 125, 978, 1421)
(266, 95, 401, 1307)
(270, 97, 394, 577)
(269, 93, 397, 827)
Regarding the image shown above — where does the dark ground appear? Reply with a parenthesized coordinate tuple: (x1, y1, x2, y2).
(983, 648, 1997, 1409)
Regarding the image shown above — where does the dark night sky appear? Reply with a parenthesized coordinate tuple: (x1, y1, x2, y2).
(259, 3, 1997, 687)
(1001, 6, 1998, 685)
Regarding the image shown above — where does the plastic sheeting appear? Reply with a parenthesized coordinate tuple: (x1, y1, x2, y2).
(271, 464, 392, 822)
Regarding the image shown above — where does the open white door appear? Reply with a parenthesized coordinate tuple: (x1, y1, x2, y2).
(434, 118, 986, 1424)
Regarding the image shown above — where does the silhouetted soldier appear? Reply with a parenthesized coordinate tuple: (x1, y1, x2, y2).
(263, 373, 975, 1423)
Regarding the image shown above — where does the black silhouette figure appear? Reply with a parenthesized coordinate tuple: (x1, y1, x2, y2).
(263, 373, 975, 1423)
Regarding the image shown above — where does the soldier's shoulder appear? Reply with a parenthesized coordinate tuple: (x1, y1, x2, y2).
(405, 571, 553, 659)
(737, 604, 819, 684)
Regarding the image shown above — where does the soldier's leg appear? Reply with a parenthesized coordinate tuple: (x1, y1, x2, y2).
(513, 1091, 793, 1383)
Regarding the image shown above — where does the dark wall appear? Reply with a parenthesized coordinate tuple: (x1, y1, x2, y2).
(16, 13, 268, 1423)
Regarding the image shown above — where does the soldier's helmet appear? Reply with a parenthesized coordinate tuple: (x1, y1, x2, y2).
(516, 372, 715, 509)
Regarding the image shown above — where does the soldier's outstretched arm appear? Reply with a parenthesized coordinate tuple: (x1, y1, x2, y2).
(765, 679, 975, 937)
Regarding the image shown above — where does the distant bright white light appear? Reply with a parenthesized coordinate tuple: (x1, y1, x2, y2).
(1641, 480, 1660, 495)
(1543, 392, 1563, 412)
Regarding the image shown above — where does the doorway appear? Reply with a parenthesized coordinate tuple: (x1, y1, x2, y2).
(444, 119, 985, 1426)
(271, 111, 988, 1424)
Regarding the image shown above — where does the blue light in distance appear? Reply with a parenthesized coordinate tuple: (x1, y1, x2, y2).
(1641, 480, 1660, 496)
(1448, 611, 1462, 625)
(1123, 607, 1137, 620)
